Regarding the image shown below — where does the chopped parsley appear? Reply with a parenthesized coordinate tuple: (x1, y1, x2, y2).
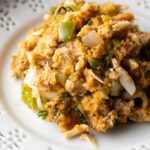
(74, 108, 87, 124)
(63, 107, 71, 116)
(15, 74, 19, 79)
(38, 109, 48, 120)
(35, 64, 42, 67)
(59, 92, 72, 102)
(112, 38, 121, 47)
(87, 19, 93, 26)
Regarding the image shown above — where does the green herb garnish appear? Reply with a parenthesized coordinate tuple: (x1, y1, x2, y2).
(63, 107, 71, 116)
(112, 38, 121, 47)
(68, 73, 73, 80)
(35, 64, 42, 67)
(15, 74, 19, 79)
(87, 19, 93, 26)
(38, 109, 48, 120)
(59, 92, 72, 102)
(74, 108, 87, 124)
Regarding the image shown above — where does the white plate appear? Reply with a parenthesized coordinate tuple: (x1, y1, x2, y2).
(0, 0, 150, 150)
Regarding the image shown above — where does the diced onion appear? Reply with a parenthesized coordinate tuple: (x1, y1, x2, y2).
(39, 88, 57, 100)
(65, 0, 76, 5)
(112, 21, 131, 32)
(89, 69, 104, 84)
(110, 80, 122, 96)
(26, 52, 35, 67)
(119, 67, 136, 96)
(30, 85, 42, 108)
(32, 29, 44, 36)
(82, 30, 103, 48)
(24, 68, 36, 86)
(112, 58, 136, 96)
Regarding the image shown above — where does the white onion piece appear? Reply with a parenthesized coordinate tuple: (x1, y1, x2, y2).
(30, 85, 42, 108)
(65, 0, 76, 5)
(82, 30, 103, 48)
(24, 68, 36, 86)
(32, 29, 44, 36)
(110, 80, 122, 96)
(39, 88, 57, 100)
(89, 69, 104, 84)
(117, 4, 129, 11)
(128, 59, 139, 69)
(26, 52, 35, 67)
(112, 21, 131, 32)
(112, 58, 136, 96)
(119, 67, 136, 96)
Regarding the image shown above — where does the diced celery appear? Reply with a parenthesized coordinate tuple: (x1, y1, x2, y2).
(66, 5, 80, 11)
(58, 21, 74, 42)
(22, 83, 37, 110)
(88, 58, 104, 69)
(50, 6, 57, 14)
(59, 92, 71, 102)
(112, 38, 121, 47)
(56, 72, 68, 86)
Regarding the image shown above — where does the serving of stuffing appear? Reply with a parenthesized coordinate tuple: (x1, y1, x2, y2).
(11, 0, 150, 146)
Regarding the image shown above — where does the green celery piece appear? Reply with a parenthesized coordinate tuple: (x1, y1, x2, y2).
(56, 72, 68, 86)
(88, 58, 104, 69)
(58, 21, 74, 42)
(112, 38, 121, 47)
(50, 6, 57, 14)
(66, 5, 80, 11)
(105, 50, 113, 66)
(22, 84, 37, 110)
(59, 92, 71, 102)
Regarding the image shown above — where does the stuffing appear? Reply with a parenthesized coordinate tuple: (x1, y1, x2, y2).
(11, 0, 150, 146)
